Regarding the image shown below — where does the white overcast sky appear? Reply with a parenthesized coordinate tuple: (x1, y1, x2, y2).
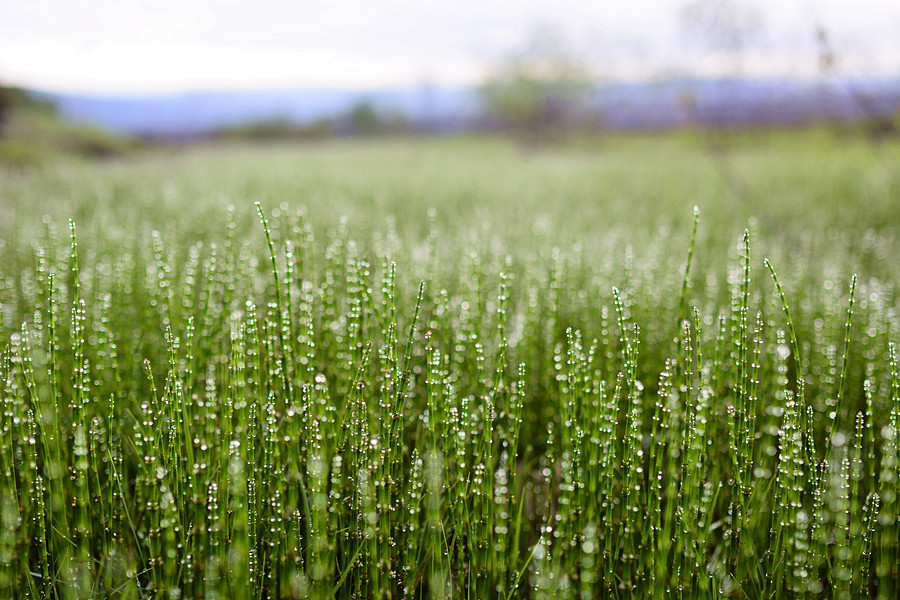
(0, 0, 898, 95)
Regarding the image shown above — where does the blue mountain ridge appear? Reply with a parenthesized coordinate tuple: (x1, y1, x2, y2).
(30, 77, 900, 139)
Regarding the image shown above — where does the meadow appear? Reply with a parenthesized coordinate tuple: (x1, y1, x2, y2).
(1, 129, 899, 598)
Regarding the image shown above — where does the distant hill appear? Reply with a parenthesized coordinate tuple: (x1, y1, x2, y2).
(0, 86, 145, 167)
(596, 77, 900, 130)
(35, 86, 481, 139)
(28, 77, 900, 140)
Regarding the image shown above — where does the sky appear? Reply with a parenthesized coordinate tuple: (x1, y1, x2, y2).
(1, 0, 899, 95)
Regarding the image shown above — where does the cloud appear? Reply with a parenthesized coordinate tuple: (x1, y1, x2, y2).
(1, 0, 898, 93)
(0, 39, 484, 94)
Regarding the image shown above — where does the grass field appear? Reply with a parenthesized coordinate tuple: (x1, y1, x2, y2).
(1, 130, 899, 598)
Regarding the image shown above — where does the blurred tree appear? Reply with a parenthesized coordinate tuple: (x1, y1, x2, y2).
(214, 116, 333, 142)
(349, 101, 382, 136)
(0, 87, 13, 137)
(338, 100, 405, 137)
(0, 86, 59, 130)
(480, 25, 593, 144)
(0, 87, 143, 167)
